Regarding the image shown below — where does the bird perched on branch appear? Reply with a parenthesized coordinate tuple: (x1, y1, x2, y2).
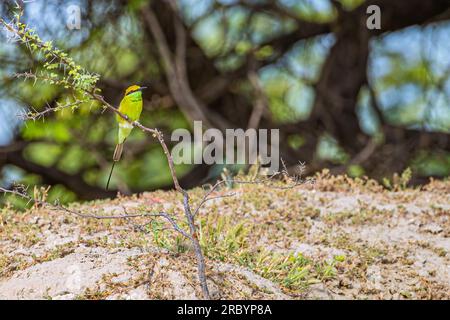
(106, 85, 147, 190)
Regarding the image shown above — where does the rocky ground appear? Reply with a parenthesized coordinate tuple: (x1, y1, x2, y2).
(0, 172, 449, 299)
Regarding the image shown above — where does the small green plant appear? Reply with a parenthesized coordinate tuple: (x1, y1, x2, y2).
(382, 167, 413, 191)
(199, 214, 250, 261)
(197, 213, 337, 292)
(149, 220, 171, 250)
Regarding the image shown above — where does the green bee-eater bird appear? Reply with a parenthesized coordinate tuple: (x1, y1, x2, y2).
(106, 84, 147, 190)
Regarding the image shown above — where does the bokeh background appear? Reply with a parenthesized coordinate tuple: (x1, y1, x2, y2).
(0, 0, 449, 204)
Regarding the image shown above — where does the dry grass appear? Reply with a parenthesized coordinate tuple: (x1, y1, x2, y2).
(0, 171, 449, 299)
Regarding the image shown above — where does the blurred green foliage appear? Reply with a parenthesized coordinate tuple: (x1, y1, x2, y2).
(0, 0, 449, 206)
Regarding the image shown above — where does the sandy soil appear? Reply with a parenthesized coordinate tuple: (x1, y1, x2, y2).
(0, 175, 448, 299)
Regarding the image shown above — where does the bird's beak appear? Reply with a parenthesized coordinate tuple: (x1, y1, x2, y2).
(138, 86, 148, 91)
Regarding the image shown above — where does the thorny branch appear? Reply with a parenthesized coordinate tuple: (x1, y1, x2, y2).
(193, 160, 314, 218)
(9, 86, 213, 298)
(1, 9, 212, 299)
(0, 186, 191, 239)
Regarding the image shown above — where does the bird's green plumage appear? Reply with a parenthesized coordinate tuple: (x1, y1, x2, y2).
(117, 90, 143, 144)
(106, 86, 145, 190)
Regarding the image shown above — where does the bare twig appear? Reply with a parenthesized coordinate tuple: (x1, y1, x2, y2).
(0, 185, 192, 238)
(193, 161, 314, 218)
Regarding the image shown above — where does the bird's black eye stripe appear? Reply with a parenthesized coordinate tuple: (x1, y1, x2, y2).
(126, 90, 138, 96)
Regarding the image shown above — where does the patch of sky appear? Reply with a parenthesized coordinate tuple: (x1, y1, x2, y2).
(192, 11, 225, 56)
(356, 88, 380, 135)
(248, 13, 284, 44)
(370, 22, 450, 130)
(426, 89, 450, 132)
(285, 82, 315, 119)
(0, 165, 23, 188)
(425, 22, 450, 78)
(386, 25, 446, 68)
(0, 99, 25, 146)
(379, 27, 423, 64)
(226, 7, 250, 40)
(445, 77, 450, 96)
(24, 0, 118, 48)
(217, 0, 239, 5)
(280, 0, 334, 15)
(289, 0, 336, 21)
(285, 34, 335, 82)
(316, 134, 348, 164)
(379, 83, 421, 110)
(259, 65, 315, 121)
(368, 55, 391, 81)
(180, 0, 214, 25)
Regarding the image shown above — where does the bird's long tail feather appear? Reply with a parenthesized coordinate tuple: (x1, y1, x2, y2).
(106, 162, 116, 191)
(113, 143, 123, 162)
(106, 143, 124, 190)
